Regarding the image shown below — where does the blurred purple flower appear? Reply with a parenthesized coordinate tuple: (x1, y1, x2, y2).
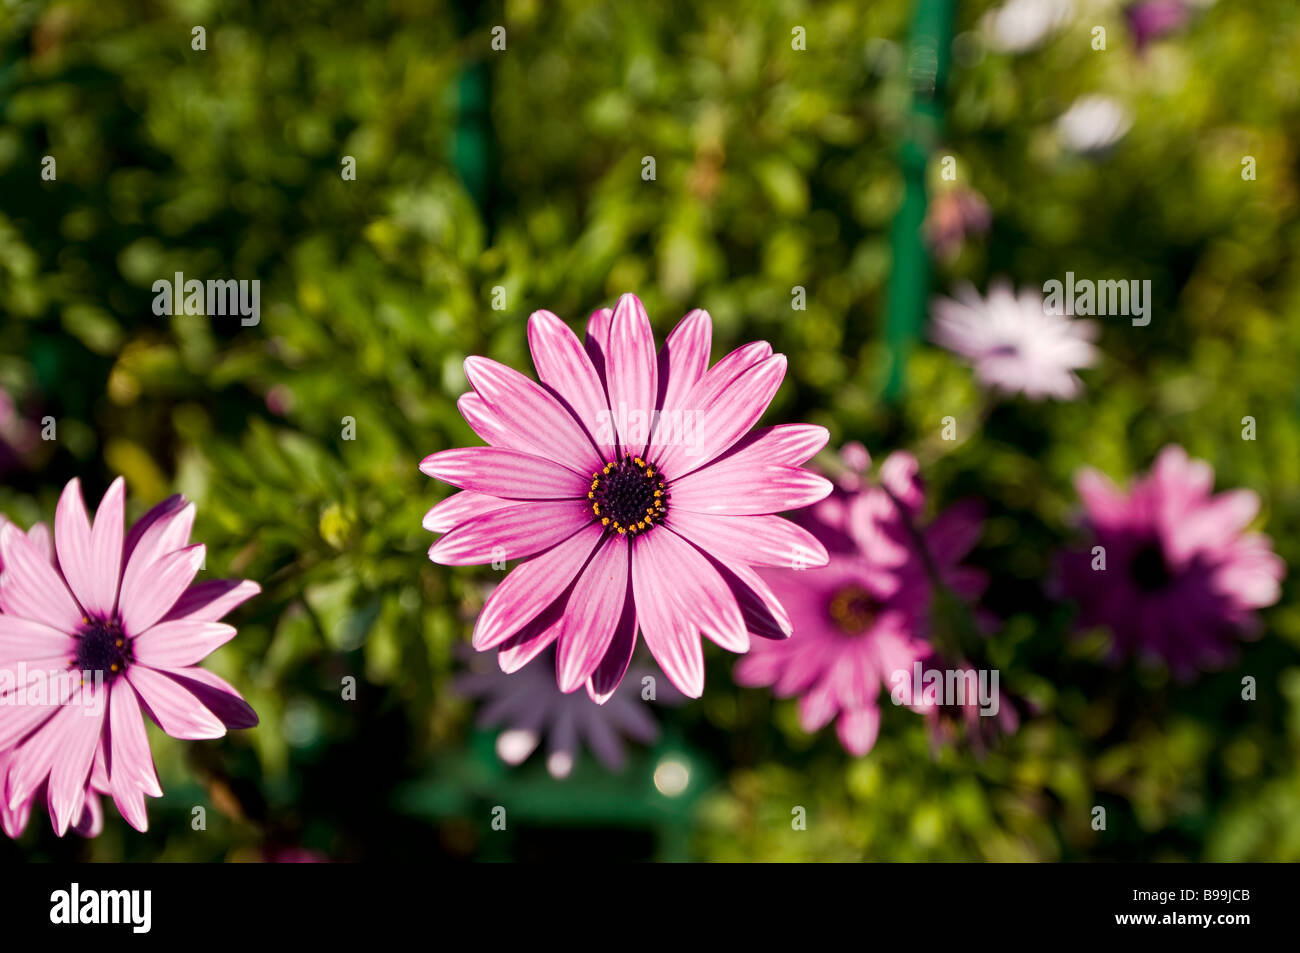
(0, 390, 38, 475)
(925, 186, 992, 262)
(264, 846, 328, 863)
(453, 646, 674, 779)
(734, 446, 986, 756)
(931, 279, 1100, 400)
(1126, 0, 1191, 52)
(1058, 446, 1284, 677)
(421, 293, 832, 701)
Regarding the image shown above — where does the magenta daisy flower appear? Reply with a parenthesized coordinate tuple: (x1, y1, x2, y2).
(931, 280, 1099, 400)
(422, 293, 833, 701)
(0, 478, 259, 836)
(734, 445, 985, 755)
(453, 646, 676, 779)
(1058, 445, 1284, 677)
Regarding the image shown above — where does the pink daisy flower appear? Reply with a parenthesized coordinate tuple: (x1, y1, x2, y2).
(931, 279, 1099, 400)
(1058, 445, 1285, 677)
(421, 293, 833, 701)
(734, 445, 986, 755)
(453, 646, 676, 779)
(0, 478, 260, 836)
(0, 517, 110, 839)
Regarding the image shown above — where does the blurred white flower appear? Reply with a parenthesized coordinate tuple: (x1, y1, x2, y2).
(930, 279, 1100, 401)
(981, 0, 1073, 53)
(1056, 95, 1133, 155)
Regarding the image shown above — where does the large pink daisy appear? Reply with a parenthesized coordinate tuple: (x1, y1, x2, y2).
(0, 478, 259, 836)
(421, 293, 833, 701)
(1057, 445, 1284, 677)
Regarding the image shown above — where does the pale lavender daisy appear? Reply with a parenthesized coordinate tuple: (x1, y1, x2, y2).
(930, 279, 1099, 400)
(452, 646, 673, 779)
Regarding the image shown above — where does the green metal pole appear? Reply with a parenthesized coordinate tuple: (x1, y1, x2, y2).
(883, 0, 955, 403)
(450, 2, 497, 235)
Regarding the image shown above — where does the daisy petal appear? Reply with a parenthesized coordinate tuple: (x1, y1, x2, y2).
(584, 307, 614, 381)
(53, 478, 97, 616)
(655, 308, 712, 418)
(555, 534, 629, 692)
(119, 544, 205, 637)
(430, 500, 591, 565)
(161, 666, 259, 729)
(0, 692, 59, 750)
(658, 353, 787, 477)
(0, 616, 76, 664)
(836, 706, 881, 756)
(605, 293, 659, 457)
(131, 620, 237, 668)
(718, 559, 793, 639)
(87, 478, 126, 617)
(457, 393, 535, 453)
(127, 664, 226, 739)
(631, 535, 706, 698)
(497, 605, 566, 674)
(108, 678, 162, 832)
(464, 356, 603, 472)
(420, 447, 589, 500)
(72, 791, 104, 838)
(0, 522, 82, 632)
(711, 423, 830, 469)
(587, 586, 638, 704)
(10, 697, 105, 836)
(423, 491, 515, 533)
(667, 511, 829, 569)
(121, 500, 196, 586)
(122, 495, 188, 566)
(473, 523, 603, 650)
(670, 464, 832, 515)
(529, 309, 618, 460)
(162, 579, 261, 624)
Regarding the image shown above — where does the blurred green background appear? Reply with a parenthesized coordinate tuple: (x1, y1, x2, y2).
(1, 0, 1299, 861)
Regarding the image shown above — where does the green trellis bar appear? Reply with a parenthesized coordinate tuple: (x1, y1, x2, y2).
(883, 0, 955, 403)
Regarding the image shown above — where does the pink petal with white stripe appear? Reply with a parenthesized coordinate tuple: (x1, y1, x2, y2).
(422, 491, 514, 533)
(670, 463, 832, 515)
(108, 679, 162, 832)
(127, 664, 226, 739)
(529, 309, 617, 460)
(555, 534, 629, 692)
(119, 544, 205, 637)
(131, 620, 237, 669)
(420, 447, 588, 500)
(0, 522, 82, 632)
(604, 294, 658, 457)
(430, 500, 591, 566)
(472, 524, 603, 650)
(463, 356, 603, 472)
